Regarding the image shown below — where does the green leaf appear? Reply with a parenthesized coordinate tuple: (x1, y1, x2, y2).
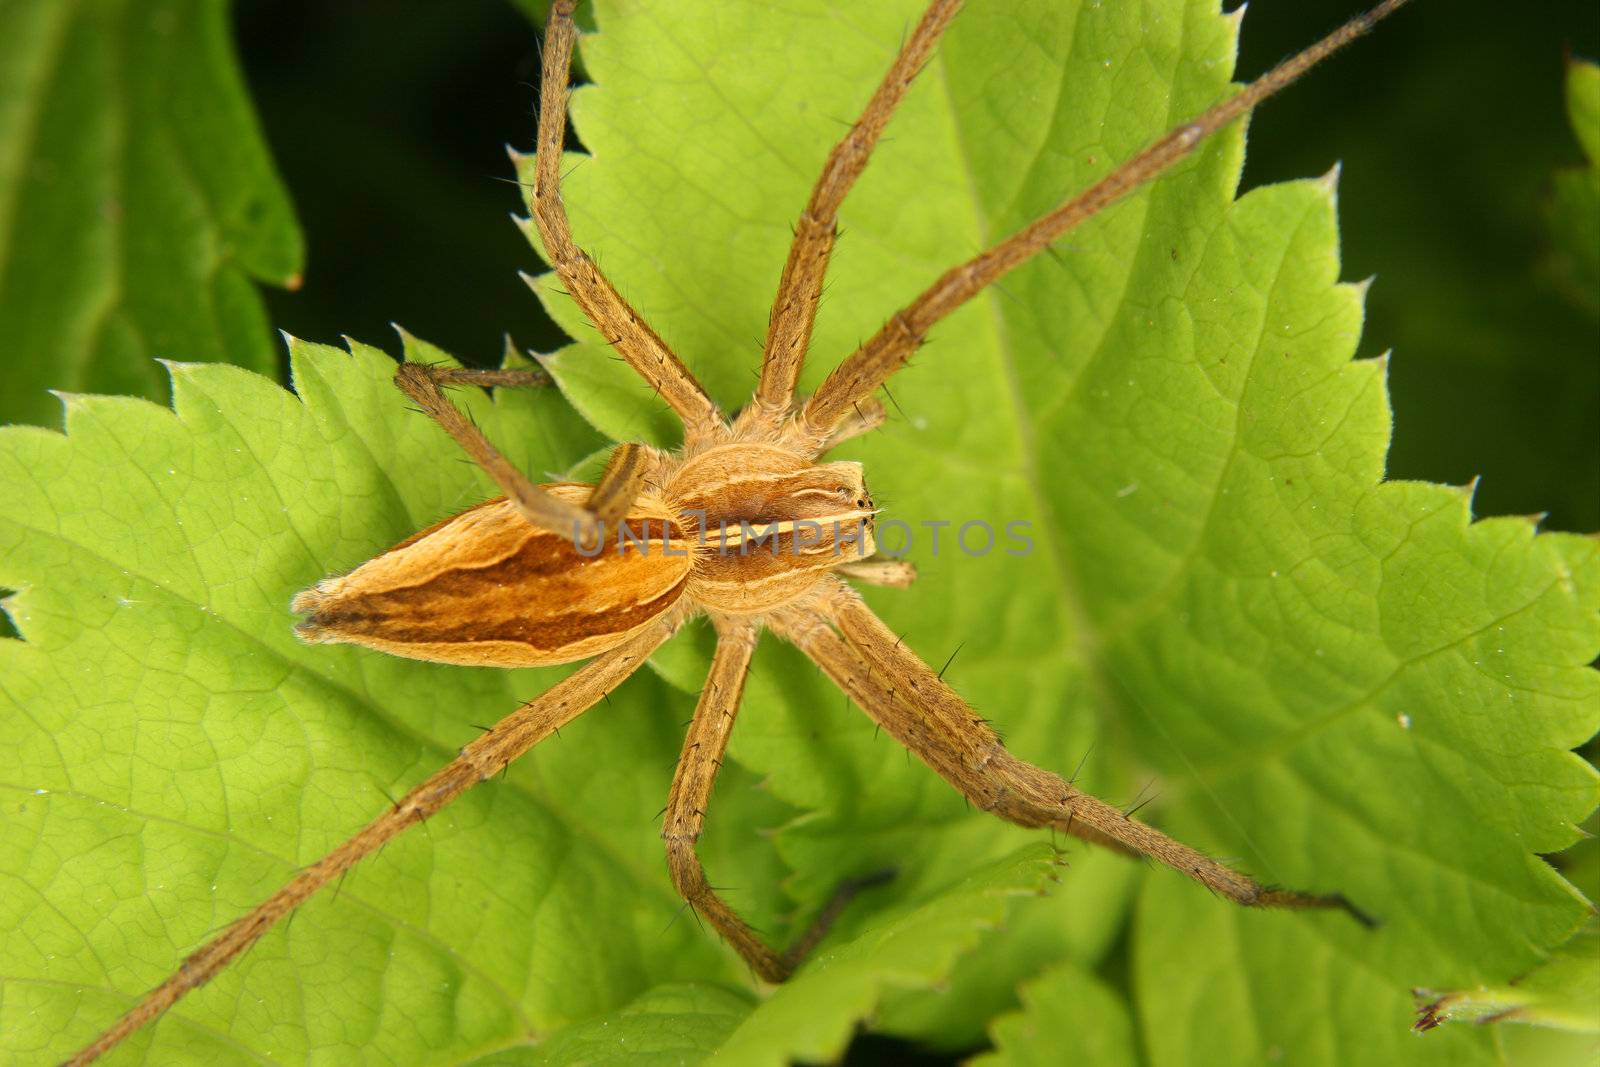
(698, 846, 1053, 1067)
(1234, 7, 1600, 533)
(1568, 59, 1600, 163)
(0, 340, 728, 1062)
(462, 983, 753, 1067)
(870, 848, 1140, 1050)
(535, 338, 682, 450)
(971, 958, 1138, 1067)
(459, 848, 1051, 1066)
(0, 0, 303, 427)
(0, 336, 1056, 1063)
(525, 0, 1600, 1059)
(1550, 59, 1600, 311)
(1132, 877, 1493, 1066)
(1413, 916, 1600, 1034)
(4, 1, 1598, 1065)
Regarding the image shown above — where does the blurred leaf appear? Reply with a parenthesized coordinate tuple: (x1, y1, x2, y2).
(1413, 916, 1600, 1034)
(508, 0, 550, 25)
(1568, 58, 1600, 161)
(0, 0, 303, 426)
(1550, 59, 1600, 311)
(697, 846, 1053, 1067)
(871, 849, 1139, 1050)
(462, 849, 1054, 1066)
(234, 0, 572, 363)
(1236, 0, 1600, 531)
(970, 959, 1138, 1067)
(508, 0, 596, 34)
(464, 983, 753, 1066)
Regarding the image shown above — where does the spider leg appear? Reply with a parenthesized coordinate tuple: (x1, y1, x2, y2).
(664, 617, 888, 981)
(412, 365, 554, 389)
(586, 441, 652, 527)
(737, 0, 963, 433)
(394, 361, 621, 545)
(776, 585, 1371, 924)
(837, 557, 918, 589)
(787, 0, 1414, 450)
(819, 396, 887, 452)
(531, 1, 723, 442)
(663, 619, 785, 977)
(62, 621, 677, 1067)
(771, 598, 1130, 859)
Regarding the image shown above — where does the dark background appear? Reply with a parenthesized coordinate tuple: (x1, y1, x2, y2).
(235, 0, 1600, 536)
(231, 1, 1598, 1056)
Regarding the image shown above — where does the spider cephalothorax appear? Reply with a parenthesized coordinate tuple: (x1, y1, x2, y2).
(666, 444, 878, 612)
(66, 0, 1410, 1061)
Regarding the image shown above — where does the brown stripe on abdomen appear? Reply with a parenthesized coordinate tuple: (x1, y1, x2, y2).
(295, 492, 692, 666)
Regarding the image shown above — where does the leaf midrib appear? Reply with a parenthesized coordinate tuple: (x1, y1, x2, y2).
(927, 9, 1193, 732)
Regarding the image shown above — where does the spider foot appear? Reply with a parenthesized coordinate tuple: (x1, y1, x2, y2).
(1256, 886, 1379, 929)
(779, 866, 898, 973)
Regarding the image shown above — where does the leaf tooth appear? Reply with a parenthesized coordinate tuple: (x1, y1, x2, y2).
(154, 357, 206, 379)
(1451, 475, 1483, 516)
(43, 388, 158, 428)
(1317, 160, 1343, 195)
(279, 329, 306, 354)
(47, 388, 175, 440)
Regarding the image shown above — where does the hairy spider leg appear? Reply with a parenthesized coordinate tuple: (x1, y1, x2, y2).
(740, 0, 964, 432)
(789, 0, 1415, 450)
(62, 621, 679, 1067)
(529, 0, 724, 442)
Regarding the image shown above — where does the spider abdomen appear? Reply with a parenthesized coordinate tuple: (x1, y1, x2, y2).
(292, 486, 690, 667)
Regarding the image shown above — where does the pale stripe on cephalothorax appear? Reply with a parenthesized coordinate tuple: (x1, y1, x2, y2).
(691, 511, 874, 549)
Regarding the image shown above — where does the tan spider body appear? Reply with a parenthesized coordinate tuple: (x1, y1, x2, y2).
(291, 442, 878, 662)
(67, 0, 1413, 1061)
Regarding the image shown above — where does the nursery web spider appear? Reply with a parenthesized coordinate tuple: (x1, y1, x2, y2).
(67, 0, 1411, 1061)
